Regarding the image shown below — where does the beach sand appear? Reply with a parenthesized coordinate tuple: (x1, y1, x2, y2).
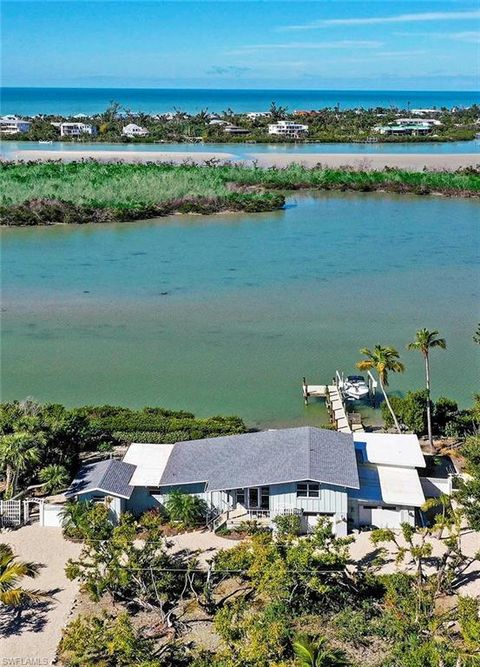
(9, 149, 237, 164)
(7, 148, 480, 171)
(249, 152, 480, 171)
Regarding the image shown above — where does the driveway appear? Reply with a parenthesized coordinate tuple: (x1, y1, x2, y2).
(0, 525, 82, 665)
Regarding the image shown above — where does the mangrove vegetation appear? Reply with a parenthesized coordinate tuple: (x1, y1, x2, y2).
(1, 160, 479, 226)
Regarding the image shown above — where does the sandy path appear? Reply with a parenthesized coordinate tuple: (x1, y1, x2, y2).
(6, 149, 479, 171)
(0, 525, 82, 665)
(349, 528, 480, 597)
(167, 530, 238, 567)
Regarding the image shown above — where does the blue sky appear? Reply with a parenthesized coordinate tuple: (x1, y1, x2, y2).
(2, 1, 479, 89)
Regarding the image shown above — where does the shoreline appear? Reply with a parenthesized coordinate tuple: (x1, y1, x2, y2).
(3, 149, 480, 171)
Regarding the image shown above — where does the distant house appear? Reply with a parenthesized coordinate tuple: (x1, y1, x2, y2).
(59, 122, 96, 137)
(373, 117, 441, 136)
(411, 109, 441, 116)
(122, 123, 149, 138)
(293, 110, 320, 117)
(223, 124, 250, 135)
(373, 123, 432, 136)
(268, 121, 308, 138)
(208, 119, 228, 126)
(396, 117, 442, 127)
(66, 427, 443, 534)
(245, 112, 270, 120)
(0, 115, 32, 134)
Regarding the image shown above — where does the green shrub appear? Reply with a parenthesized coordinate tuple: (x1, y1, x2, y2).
(236, 519, 270, 535)
(272, 513, 302, 537)
(381, 390, 428, 434)
(58, 612, 158, 667)
(138, 508, 166, 533)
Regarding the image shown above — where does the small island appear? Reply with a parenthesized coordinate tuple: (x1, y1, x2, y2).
(1, 160, 479, 226)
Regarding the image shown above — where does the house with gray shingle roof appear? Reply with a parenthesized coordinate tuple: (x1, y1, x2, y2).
(66, 427, 429, 533)
(65, 459, 136, 522)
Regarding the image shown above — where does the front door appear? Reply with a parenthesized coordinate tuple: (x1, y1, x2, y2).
(248, 488, 259, 508)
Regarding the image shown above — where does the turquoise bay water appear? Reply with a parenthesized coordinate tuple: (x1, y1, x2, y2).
(1, 192, 479, 428)
(2, 88, 479, 116)
(2, 140, 479, 160)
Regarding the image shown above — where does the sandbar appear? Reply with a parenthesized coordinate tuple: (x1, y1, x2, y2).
(5, 148, 480, 171)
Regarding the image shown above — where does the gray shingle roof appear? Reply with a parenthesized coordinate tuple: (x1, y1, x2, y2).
(159, 427, 359, 491)
(66, 459, 135, 499)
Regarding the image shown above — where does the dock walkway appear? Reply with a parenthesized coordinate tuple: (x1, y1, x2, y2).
(302, 376, 366, 434)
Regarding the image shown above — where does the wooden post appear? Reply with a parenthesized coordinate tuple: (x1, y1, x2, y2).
(302, 377, 308, 405)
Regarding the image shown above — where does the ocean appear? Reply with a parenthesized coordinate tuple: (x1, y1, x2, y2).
(2, 87, 479, 117)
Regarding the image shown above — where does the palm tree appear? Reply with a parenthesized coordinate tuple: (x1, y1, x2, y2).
(0, 543, 44, 607)
(407, 329, 446, 445)
(0, 432, 42, 497)
(60, 500, 92, 539)
(165, 491, 208, 528)
(38, 464, 69, 494)
(356, 345, 405, 433)
(293, 635, 350, 666)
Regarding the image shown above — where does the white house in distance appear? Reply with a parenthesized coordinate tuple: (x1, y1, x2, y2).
(66, 427, 449, 535)
(59, 122, 96, 137)
(268, 120, 308, 138)
(373, 117, 441, 137)
(223, 124, 250, 135)
(122, 123, 149, 138)
(246, 111, 270, 120)
(0, 115, 32, 134)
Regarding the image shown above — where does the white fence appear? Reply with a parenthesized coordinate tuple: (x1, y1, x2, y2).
(39, 503, 64, 527)
(0, 500, 22, 527)
(0, 498, 62, 528)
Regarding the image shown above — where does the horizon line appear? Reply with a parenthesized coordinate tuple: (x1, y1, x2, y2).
(2, 85, 479, 93)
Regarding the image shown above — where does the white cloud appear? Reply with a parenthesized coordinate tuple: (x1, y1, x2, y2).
(449, 31, 480, 43)
(227, 40, 382, 55)
(375, 50, 428, 59)
(394, 30, 480, 43)
(279, 10, 480, 31)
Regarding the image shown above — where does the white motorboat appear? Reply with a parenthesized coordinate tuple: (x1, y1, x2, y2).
(342, 375, 369, 400)
(38, 140, 53, 144)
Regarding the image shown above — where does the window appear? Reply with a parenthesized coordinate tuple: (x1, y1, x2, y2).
(235, 488, 245, 505)
(296, 482, 320, 498)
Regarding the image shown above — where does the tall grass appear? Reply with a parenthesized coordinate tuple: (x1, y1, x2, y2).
(1, 161, 478, 225)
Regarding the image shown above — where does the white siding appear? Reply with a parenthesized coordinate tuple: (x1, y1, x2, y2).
(355, 500, 416, 529)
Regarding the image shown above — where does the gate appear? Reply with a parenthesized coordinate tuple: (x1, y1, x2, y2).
(0, 500, 22, 527)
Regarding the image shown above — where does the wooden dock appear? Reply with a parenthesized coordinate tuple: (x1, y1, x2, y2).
(302, 376, 365, 434)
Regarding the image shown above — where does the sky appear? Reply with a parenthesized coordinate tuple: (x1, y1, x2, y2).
(1, 1, 479, 89)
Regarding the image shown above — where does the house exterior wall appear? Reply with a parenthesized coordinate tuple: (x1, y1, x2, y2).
(126, 483, 231, 517)
(126, 481, 348, 533)
(75, 491, 124, 523)
(269, 482, 348, 514)
(348, 498, 415, 529)
(60, 123, 96, 136)
(0, 120, 31, 133)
